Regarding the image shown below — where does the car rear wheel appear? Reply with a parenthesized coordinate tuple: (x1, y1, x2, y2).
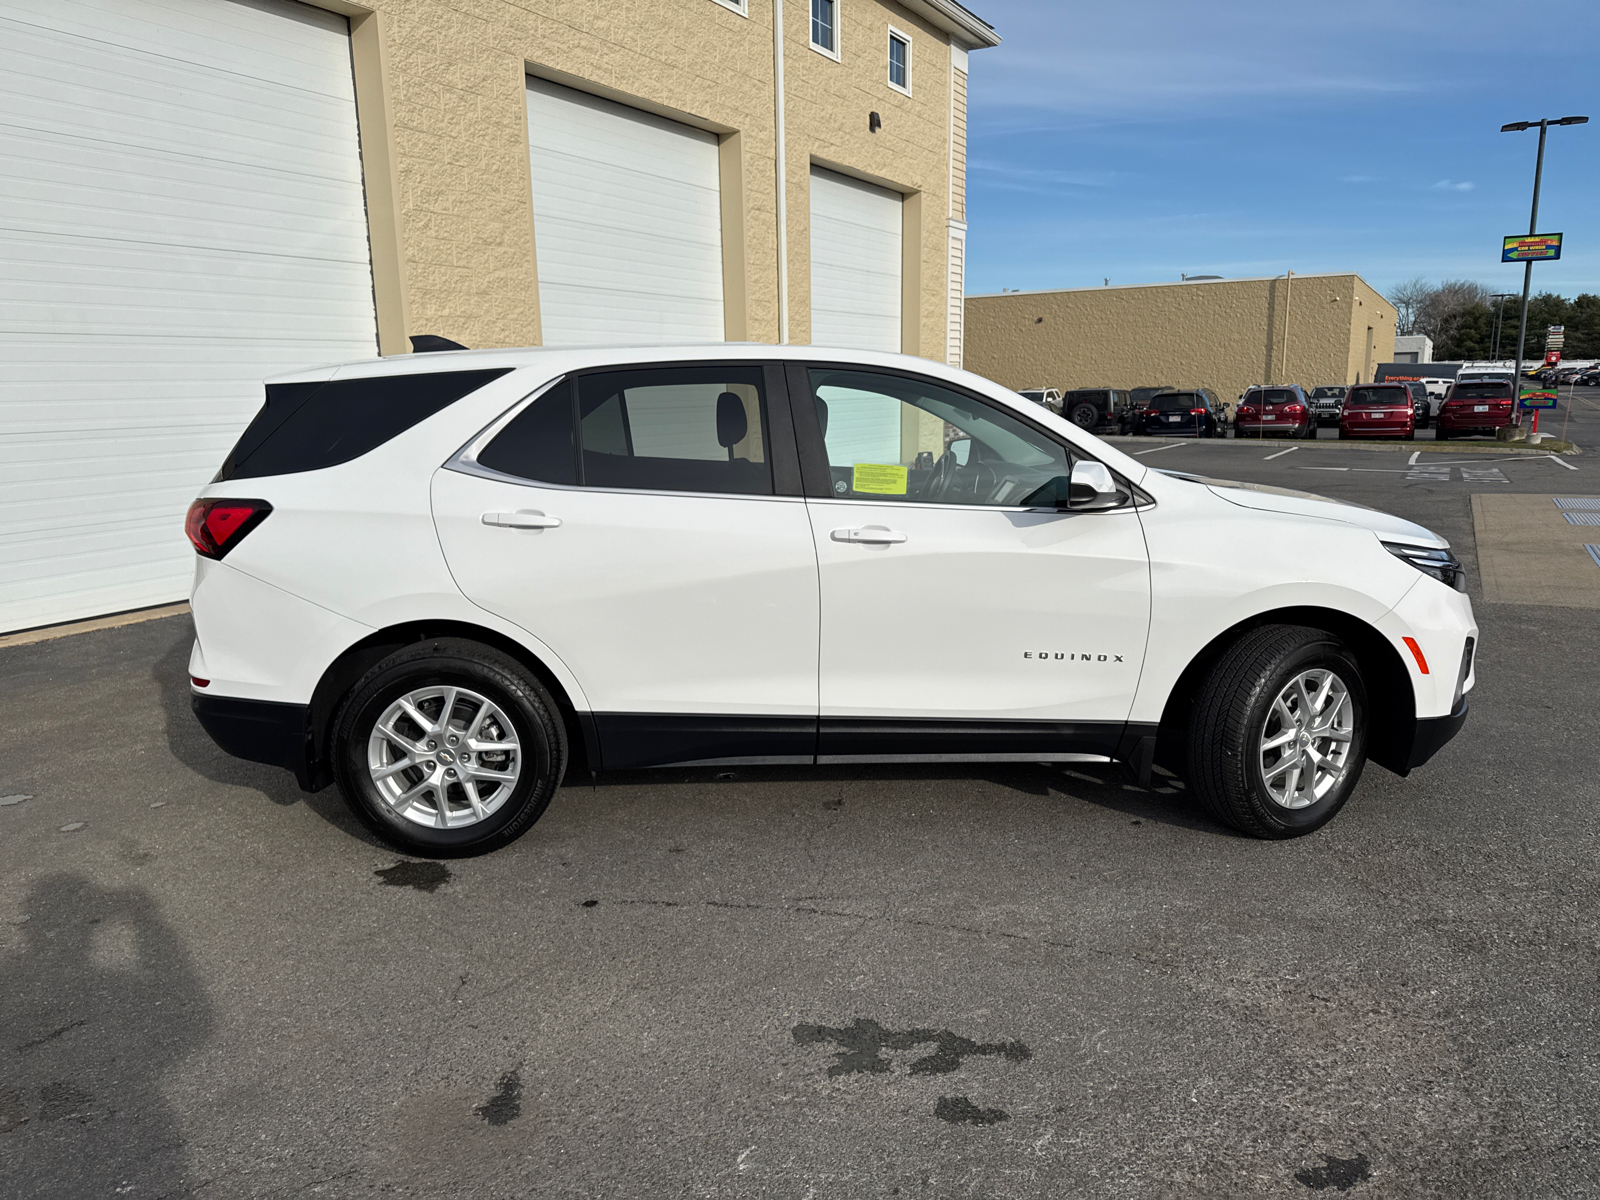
(332, 638, 567, 856)
(1186, 624, 1368, 839)
(1435, 427, 1450, 440)
(1070, 402, 1099, 429)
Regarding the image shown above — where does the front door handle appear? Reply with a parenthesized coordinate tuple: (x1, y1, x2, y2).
(831, 526, 907, 545)
(482, 511, 562, 529)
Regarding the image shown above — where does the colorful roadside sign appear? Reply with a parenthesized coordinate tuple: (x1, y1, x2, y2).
(1519, 386, 1558, 410)
(1503, 233, 1563, 262)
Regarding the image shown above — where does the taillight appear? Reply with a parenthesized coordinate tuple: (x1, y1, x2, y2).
(1237, 405, 1256, 416)
(1189, 407, 1207, 415)
(1283, 403, 1307, 415)
(185, 498, 272, 560)
(1143, 408, 1160, 417)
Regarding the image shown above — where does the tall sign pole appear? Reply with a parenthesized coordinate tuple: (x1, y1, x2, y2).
(1509, 120, 1548, 393)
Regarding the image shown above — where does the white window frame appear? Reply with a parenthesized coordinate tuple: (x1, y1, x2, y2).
(709, 0, 749, 15)
(810, 0, 841, 61)
(887, 25, 912, 96)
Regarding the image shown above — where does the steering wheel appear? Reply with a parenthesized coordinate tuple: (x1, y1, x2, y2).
(923, 450, 958, 501)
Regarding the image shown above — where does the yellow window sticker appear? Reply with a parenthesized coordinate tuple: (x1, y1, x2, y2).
(852, 463, 909, 495)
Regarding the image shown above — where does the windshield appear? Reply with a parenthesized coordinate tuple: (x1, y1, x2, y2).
(1345, 386, 1408, 408)
(1149, 392, 1200, 411)
(1453, 383, 1512, 399)
(1310, 387, 1344, 399)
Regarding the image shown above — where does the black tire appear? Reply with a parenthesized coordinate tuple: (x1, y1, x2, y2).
(1185, 624, 1368, 839)
(332, 638, 567, 856)
(1070, 402, 1099, 429)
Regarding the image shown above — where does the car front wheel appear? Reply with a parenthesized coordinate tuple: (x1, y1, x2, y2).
(1186, 625, 1368, 838)
(332, 638, 567, 856)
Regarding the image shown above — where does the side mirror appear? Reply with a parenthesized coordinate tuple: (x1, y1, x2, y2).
(1068, 460, 1125, 510)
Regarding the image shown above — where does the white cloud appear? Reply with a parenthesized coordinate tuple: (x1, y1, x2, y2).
(1431, 180, 1475, 191)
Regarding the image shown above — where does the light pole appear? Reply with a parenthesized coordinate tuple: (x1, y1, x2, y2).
(1500, 116, 1587, 401)
(1489, 293, 1516, 362)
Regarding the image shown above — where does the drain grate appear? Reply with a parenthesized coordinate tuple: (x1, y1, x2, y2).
(1554, 498, 1600, 510)
(1564, 513, 1600, 526)
(1589, 545, 1600, 570)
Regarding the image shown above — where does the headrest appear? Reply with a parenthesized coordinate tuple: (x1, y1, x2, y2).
(716, 392, 748, 448)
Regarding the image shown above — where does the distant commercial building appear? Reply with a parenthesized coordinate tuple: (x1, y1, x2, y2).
(964, 274, 1397, 405)
(1392, 335, 1434, 363)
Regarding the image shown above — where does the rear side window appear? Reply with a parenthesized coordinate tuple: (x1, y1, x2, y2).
(218, 369, 512, 481)
(478, 365, 774, 496)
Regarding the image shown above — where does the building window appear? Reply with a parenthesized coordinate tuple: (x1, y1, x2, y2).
(709, 0, 748, 14)
(811, 0, 838, 58)
(887, 28, 911, 94)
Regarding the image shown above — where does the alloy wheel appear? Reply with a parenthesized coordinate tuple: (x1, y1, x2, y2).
(1258, 669, 1354, 809)
(366, 686, 521, 828)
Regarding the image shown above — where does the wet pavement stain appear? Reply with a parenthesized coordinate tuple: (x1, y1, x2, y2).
(792, 1018, 1030, 1076)
(1295, 1152, 1372, 1191)
(933, 1095, 1009, 1125)
(474, 1068, 523, 1126)
(373, 861, 450, 893)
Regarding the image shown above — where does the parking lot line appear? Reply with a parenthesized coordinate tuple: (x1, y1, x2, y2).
(1133, 442, 1187, 456)
(1408, 451, 1421, 466)
(1548, 454, 1578, 471)
(1263, 445, 1299, 461)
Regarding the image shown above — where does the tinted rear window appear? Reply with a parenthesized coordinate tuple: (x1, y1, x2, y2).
(1453, 383, 1512, 399)
(1345, 386, 1408, 407)
(1249, 389, 1298, 405)
(218, 369, 512, 481)
(1149, 392, 1200, 411)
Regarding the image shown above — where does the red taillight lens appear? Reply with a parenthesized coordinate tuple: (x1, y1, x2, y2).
(1143, 408, 1160, 416)
(1237, 405, 1256, 416)
(1283, 403, 1306, 414)
(185, 498, 272, 560)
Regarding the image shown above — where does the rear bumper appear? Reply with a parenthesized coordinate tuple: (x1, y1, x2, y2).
(192, 692, 319, 791)
(1339, 423, 1412, 436)
(1405, 697, 1469, 772)
(1437, 414, 1516, 431)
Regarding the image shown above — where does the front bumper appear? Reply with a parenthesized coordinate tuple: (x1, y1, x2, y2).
(192, 692, 318, 790)
(1404, 697, 1469, 772)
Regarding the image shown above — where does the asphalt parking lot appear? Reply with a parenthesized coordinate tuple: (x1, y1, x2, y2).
(4, 390, 1599, 1198)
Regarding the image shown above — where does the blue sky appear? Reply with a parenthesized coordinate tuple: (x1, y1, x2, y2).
(963, 0, 1600, 302)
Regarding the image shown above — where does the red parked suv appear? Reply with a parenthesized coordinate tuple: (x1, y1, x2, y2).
(1339, 384, 1415, 440)
(1234, 385, 1314, 438)
(1435, 380, 1520, 440)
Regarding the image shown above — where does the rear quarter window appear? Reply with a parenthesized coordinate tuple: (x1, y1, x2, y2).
(217, 369, 512, 481)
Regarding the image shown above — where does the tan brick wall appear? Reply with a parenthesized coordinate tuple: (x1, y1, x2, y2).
(964, 274, 1397, 408)
(314, 0, 968, 360)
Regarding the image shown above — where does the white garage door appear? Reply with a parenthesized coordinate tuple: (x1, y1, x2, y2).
(0, 0, 378, 634)
(809, 167, 902, 353)
(527, 77, 725, 346)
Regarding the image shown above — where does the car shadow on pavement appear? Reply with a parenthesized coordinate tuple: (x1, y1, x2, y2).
(149, 623, 384, 847)
(585, 760, 1232, 836)
(0, 874, 212, 1198)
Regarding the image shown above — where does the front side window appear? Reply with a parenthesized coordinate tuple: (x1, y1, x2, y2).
(811, 0, 836, 54)
(888, 30, 910, 91)
(809, 368, 1073, 507)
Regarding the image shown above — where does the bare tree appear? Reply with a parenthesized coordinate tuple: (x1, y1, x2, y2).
(1416, 280, 1493, 344)
(1387, 278, 1434, 336)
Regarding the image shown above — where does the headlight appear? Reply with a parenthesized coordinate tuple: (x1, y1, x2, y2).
(1383, 541, 1466, 591)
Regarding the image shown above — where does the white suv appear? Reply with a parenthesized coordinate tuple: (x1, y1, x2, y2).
(187, 345, 1475, 855)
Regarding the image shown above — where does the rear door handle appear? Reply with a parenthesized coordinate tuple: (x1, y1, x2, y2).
(831, 526, 907, 545)
(482, 511, 562, 529)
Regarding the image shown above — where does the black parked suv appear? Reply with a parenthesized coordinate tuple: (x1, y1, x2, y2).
(1132, 388, 1226, 437)
(1308, 385, 1347, 426)
(1059, 387, 1133, 433)
(1403, 380, 1432, 429)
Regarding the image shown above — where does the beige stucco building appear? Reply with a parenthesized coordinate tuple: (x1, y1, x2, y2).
(335, 0, 998, 359)
(0, 0, 996, 634)
(965, 274, 1398, 405)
